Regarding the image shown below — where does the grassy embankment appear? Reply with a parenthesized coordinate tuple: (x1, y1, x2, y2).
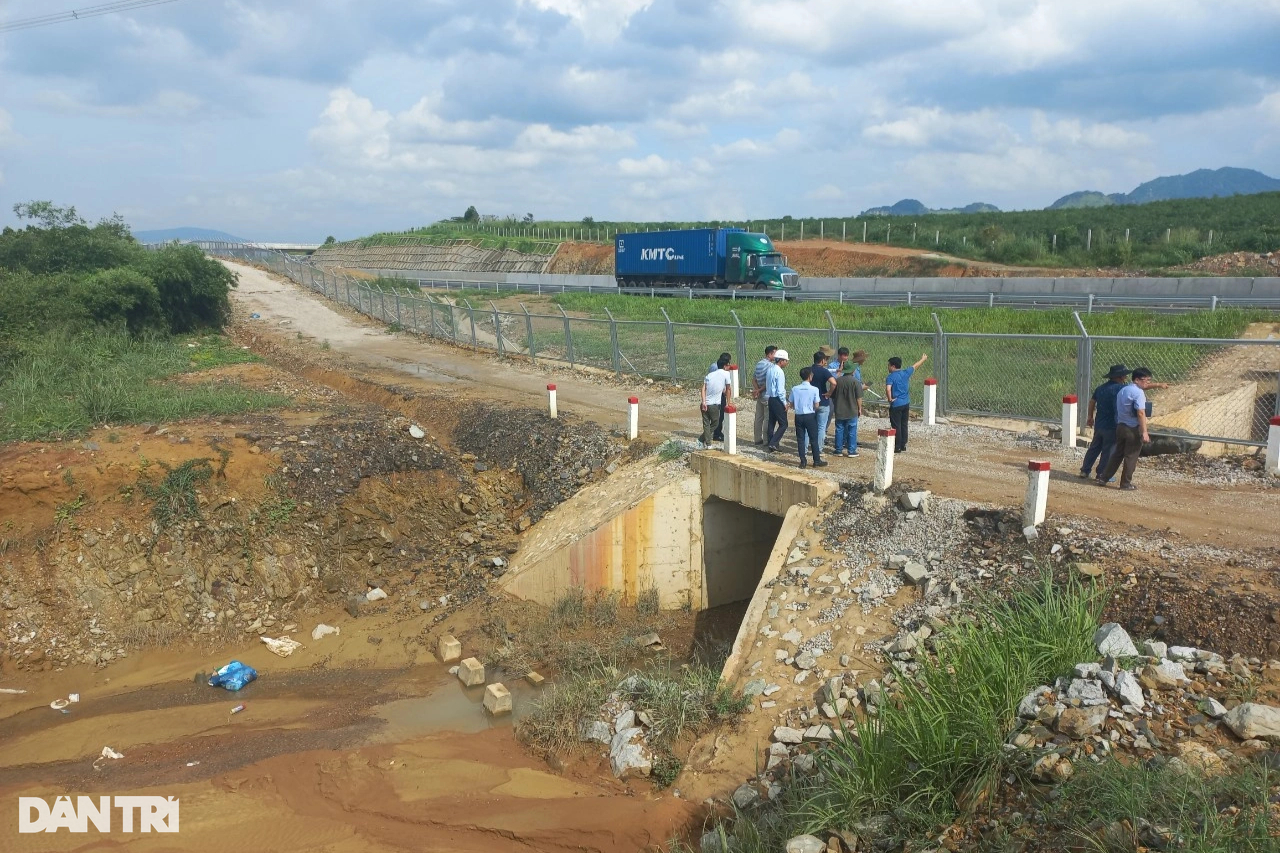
(684, 571, 1277, 853)
(360, 192, 1280, 271)
(0, 201, 285, 442)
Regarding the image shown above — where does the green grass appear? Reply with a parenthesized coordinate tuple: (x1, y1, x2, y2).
(1051, 758, 1278, 853)
(0, 330, 286, 442)
(711, 571, 1103, 849)
(139, 457, 214, 529)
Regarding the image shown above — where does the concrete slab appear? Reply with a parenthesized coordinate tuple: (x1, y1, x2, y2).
(437, 634, 462, 663)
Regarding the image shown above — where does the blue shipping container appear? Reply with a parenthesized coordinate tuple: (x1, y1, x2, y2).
(615, 229, 743, 281)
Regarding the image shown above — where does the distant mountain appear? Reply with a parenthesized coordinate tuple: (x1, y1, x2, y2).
(134, 227, 247, 244)
(1048, 167, 1280, 210)
(861, 199, 1002, 216)
(1124, 167, 1280, 204)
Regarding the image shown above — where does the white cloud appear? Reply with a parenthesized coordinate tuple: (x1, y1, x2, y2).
(32, 89, 205, 121)
(1030, 113, 1151, 150)
(863, 107, 1015, 151)
(520, 0, 653, 39)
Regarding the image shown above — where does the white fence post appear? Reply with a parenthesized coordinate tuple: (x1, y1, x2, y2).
(922, 378, 938, 426)
(1062, 395, 1079, 449)
(725, 405, 738, 455)
(1267, 416, 1280, 475)
(548, 384, 558, 419)
(628, 396, 639, 440)
(728, 363, 739, 399)
(874, 429, 895, 492)
(1023, 461, 1051, 528)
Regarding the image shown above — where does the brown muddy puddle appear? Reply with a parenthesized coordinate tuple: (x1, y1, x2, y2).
(0, 632, 696, 852)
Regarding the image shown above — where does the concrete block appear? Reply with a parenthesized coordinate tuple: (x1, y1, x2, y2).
(437, 634, 462, 663)
(457, 657, 485, 686)
(483, 682, 512, 715)
(526, 671, 545, 686)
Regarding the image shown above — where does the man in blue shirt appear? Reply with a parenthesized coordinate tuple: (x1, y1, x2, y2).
(809, 351, 836, 452)
(1098, 367, 1154, 491)
(764, 350, 790, 453)
(788, 366, 827, 469)
(885, 353, 928, 453)
(751, 345, 777, 445)
(1079, 364, 1129, 481)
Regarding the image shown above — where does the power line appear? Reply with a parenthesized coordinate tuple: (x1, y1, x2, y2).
(0, 0, 184, 33)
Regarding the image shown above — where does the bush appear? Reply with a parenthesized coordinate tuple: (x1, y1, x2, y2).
(139, 244, 238, 333)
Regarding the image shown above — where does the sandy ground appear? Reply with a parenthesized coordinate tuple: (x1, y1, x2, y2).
(231, 260, 1280, 548)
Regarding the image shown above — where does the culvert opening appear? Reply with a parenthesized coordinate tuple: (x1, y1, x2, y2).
(695, 496, 785, 655)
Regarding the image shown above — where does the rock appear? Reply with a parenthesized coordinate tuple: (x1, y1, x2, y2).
(311, 623, 340, 641)
(888, 554, 910, 569)
(803, 725, 834, 741)
(526, 671, 545, 686)
(483, 683, 512, 716)
(782, 629, 803, 645)
(701, 830, 727, 853)
(1141, 427, 1201, 456)
(1093, 623, 1139, 657)
(1019, 687, 1050, 718)
(1074, 562, 1103, 579)
(787, 548, 805, 565)
(1168, 646, 1202, 663)
(579, 720, 612, 744)
(785, 836, 827, 853)
(437, 634, 462, 663)
(1023, 525, 1038, 541)
(364, 587, 388, 602)
(615, 709, 636, 732)
(609, 727, 651, 778)
(901, 562, 929, 585)
(1066, 679, 1107, 706)
(1142, 640, 1168, 659)
(795, 651, 817, 670)
(1199, 697, 1228, 718)
(1223, 703, 1280, 743)
(1074, 662, 1101, 679)
(773, 726, 804, 744)
(408, 424, 426, 439)
(457, 657, 485, 687)
(743, 678, 766, 697)
(1110, 671, 1145, 710)
(898, 491, 930, 512)
(792, 753, 816, 774)
(731, 783, 759, 810)
(1057, 704, 1109, 739)
(887, 635, 918, 655)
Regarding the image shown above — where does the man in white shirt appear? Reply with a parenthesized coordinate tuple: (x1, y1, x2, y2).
(700, 354, 732, 448)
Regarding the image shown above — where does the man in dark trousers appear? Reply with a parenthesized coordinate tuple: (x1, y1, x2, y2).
(1098, 367, 1154, 490)
(809, 350, 836, 452)
(1080, 365, 1129, 482)
(885, 353, 928, 453)
(788, 366, 827, 469)
(764, 350, 790, 452)
(710, 351, 732, 441)
(751, 345, 777, 444)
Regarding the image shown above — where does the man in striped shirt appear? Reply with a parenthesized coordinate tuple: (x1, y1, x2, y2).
(751, 345, 777, 445)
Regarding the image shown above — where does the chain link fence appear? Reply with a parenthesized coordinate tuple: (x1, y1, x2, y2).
(218, 248, 1280, 449)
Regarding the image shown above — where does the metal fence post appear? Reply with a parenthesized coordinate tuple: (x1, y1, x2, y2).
(988, 292, 994, 309)
(1087, 293, 1094, 314)
(557, 305, 575, 366)
(930, 312, 947, 415)
(825, 310, 839, 350)
(345, 275, 351, 305)
(395, 291, 402, 327)
(604, 307, 621, 373)
(730, 309, 747, 373)
(462, 299, 477, 346)
(490, 301, 504, 354)
(426, 295, 436, 336)
(521, 304, 535, 361)
(1073, 312, 1092, 431)
(1210, 295, 1218, 312)
(660, 307, 677, 380)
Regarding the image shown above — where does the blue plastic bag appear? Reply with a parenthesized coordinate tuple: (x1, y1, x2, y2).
(208, 660, 258, 691)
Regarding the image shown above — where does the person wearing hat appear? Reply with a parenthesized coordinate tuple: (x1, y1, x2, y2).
(1079, 364, 1129, 482)
(1098, 366, 1155, 491)
(764, 350, 790, 452)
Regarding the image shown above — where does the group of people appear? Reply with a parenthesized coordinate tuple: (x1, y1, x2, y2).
(1080, 364, 1162, 490)
(700, 344, 928, 469)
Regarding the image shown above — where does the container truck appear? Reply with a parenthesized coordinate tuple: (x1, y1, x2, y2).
(614, 228, 800, 290)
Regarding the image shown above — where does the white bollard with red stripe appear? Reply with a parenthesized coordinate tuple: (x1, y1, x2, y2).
(547, 384, 557, 419)
(1267, 415, 1280, 475)
(1062, 395, 1078, 449)
(922, 378, 938, 426)
(628, 396, 639, 440)
(874, 428, 895, 492)
(724, 405, 738, 455)
(1023, 460, 1051, 528)
(728, 364, 739, 399)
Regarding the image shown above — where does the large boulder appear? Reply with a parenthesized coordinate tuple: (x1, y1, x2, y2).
(1223, 703, 1280, 743)
(1142, 427, 1202, 456)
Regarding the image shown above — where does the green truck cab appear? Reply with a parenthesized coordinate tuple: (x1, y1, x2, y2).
(724, 231, 800, 290)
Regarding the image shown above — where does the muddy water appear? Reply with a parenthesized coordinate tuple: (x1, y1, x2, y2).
(0, 615, 696, 852)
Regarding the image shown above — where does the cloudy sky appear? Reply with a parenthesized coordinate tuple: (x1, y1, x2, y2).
(1, 0, 1278, 241)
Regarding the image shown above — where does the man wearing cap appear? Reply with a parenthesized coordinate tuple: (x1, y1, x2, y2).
(1098, 367, 1155, 491)
(751, 345, 777, 445)
(764, 350, 790, 452)
(1080, 365, 1129, 482)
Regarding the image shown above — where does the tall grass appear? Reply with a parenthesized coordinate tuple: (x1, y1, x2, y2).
(0, 331, 285, 442)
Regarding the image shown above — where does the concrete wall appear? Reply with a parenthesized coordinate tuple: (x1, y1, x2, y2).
(1156, 382, 1260, 453)
(502, 476, 705, 610)
(702, 497, 784, 609)
(690, 453, 838, 517)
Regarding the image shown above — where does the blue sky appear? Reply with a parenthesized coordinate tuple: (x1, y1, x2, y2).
(0, 0, 1277, 241)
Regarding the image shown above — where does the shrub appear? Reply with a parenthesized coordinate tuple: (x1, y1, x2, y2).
(140, 244, 238, 332)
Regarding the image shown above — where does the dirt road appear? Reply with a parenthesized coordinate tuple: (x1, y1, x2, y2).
(230, 260, 1280, 548)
